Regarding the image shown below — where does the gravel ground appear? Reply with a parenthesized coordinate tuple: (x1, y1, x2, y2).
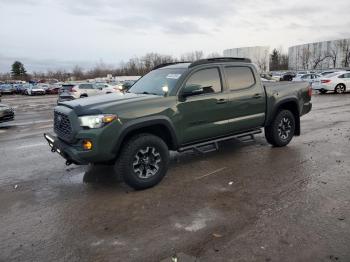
(0, 93, 349, 262)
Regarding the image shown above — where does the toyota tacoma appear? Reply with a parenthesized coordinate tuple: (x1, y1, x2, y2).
(44, 58, 312, 189)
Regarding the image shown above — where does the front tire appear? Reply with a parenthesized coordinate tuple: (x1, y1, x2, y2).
(115, 134, 170, 190)
(265, 110, 296, 147)
(335, 84, 346, 94)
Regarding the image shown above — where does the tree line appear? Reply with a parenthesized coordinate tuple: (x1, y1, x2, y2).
(1, 50, 290, 82)
(0, 51, 208, 82)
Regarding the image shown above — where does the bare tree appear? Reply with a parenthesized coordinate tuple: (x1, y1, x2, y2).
(254, 49, 269, 72)
(280, 54, 289, 70)
(299, 46, 311, 69)
(141, 53, 175, 73)
(0, 50, 231, 81)
(0, 72, 11, 81)
(180, 50, 204, 61)
(72, 65, 84, 80)
(327, 40, 342, 68)
(207, 52, 221, 58)
(340, 39, 350, 67)
(310, 47, 329, 69)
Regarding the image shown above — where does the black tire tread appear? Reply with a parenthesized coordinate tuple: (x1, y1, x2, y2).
(335, 84, 346, 94)
(265, 110, 296, 147)
(115, 133, 169, 190)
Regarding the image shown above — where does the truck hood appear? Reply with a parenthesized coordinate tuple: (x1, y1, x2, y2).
(58, 93, 160, 115)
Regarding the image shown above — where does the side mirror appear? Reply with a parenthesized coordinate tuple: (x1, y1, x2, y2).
(178, 88, 202, 102)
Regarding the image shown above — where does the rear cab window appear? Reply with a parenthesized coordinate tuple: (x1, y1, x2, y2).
(79, 84, 94, 89)
(61, 84, 75, 91)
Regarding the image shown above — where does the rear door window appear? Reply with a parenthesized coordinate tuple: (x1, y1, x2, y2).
(224, 66, 255, 91)
(61, 85, 74, 90)
(79, 84, 93, 89)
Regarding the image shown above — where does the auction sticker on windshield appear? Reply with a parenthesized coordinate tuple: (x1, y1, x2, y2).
(166, 74, 181, 79)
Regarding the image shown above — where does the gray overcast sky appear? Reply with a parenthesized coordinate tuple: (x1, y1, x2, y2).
(0, 0, 349, 72)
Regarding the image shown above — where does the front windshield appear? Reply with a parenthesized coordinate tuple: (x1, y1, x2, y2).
(129, 68, 186, 96)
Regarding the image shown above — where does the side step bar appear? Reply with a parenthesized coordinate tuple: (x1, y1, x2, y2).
(178, 129, 262, 154)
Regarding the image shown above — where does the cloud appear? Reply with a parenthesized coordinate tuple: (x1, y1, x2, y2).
(0, 0, 41, 6)
(1, 0, 350, 72)
(0, 54, 106, 73)
(57, 0, 238, 35)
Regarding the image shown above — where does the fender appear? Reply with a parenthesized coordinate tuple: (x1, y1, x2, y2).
(112, 115, 179, 154)
(266, 97, 300, 125)
(266, 97, 301, 136)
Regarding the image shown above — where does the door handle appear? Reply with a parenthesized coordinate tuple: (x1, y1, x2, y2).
(216, 99, 227, 104)
(252, 93, 262, 99)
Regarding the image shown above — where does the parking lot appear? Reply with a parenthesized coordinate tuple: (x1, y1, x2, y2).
(0, 93, 350, 261)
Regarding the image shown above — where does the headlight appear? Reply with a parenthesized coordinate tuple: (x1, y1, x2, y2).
(78, 114, 117, 129)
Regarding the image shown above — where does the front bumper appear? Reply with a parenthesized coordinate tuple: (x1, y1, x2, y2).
(44, 129, 119, 165)
(44, 133, 88, 165)
(32, 91, 46, 95)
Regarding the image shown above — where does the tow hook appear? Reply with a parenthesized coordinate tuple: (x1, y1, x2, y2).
(65, 160, 72, 166)
(51, 147, 56, 153)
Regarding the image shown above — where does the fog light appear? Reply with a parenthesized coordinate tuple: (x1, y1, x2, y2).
(82, 140, 93, 150)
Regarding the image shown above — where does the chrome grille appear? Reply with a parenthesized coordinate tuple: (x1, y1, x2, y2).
(54, 111, 72, 139)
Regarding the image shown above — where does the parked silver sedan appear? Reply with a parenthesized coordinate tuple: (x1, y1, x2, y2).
(292, 73, 321, 84)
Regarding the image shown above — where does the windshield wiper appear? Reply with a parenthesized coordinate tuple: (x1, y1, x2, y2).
(136, 91, 160, 96)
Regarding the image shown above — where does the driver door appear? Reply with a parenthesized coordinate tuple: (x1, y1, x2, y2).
(177, 67, 230, 145)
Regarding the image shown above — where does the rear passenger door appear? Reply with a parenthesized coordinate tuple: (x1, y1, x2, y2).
(223, 66, 266, 133)
(94, 84, 106, 95)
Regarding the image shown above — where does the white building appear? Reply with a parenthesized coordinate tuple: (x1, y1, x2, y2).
(288, 38, 350, 70)
(223, 46, 270, 72)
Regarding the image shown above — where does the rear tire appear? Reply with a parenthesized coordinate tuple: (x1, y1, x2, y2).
(115, 134, 169, 190)
(335, 84, 346, 94)
(319, 89, 327, 94)
(265, 110, 296, 147)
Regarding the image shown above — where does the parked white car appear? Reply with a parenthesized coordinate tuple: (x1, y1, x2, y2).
(24, 85, 46, 96)
(312, 71, 350, 94)
(270, 72, 284, 81)
(37, 83, 50, 92)
(95, 83, 121, 94)
(292, 73, 321, 84)
(261, 77, 277, 82)
(58, 83, 122, 102)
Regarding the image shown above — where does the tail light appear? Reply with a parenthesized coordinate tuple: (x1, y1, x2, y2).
(321, 79, 331, 84)
(308, 86, 312, 97)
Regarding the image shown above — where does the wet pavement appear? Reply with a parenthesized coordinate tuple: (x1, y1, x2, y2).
(0, 93, 349, 262)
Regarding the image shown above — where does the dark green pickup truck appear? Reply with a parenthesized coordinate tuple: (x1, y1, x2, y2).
(45, 58, 312, 189)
